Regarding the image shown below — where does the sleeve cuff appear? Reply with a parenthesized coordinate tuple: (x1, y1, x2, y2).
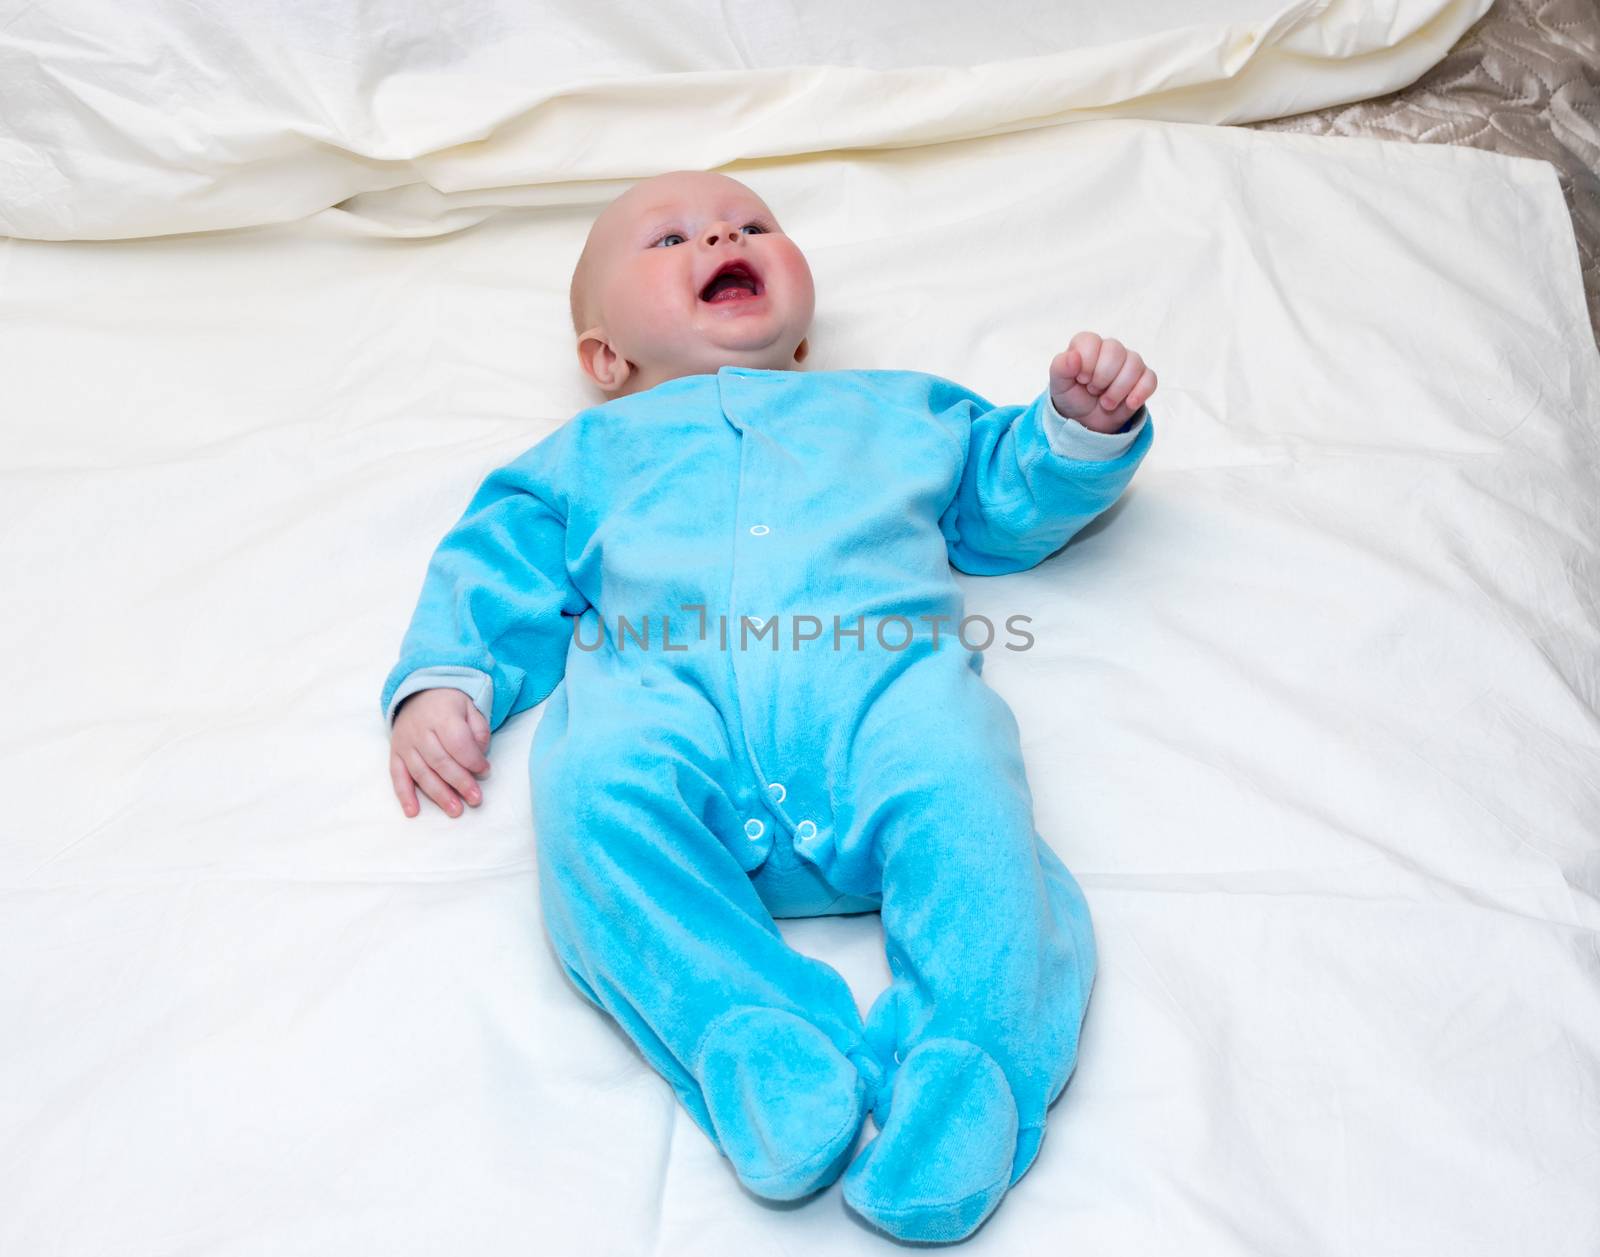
(1043, 395, 1148, 461)
(385, 666, 495, 726)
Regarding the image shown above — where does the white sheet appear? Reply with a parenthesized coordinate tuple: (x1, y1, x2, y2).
(0, 0, 1491, 240)
(1, 111, 1596, 1253)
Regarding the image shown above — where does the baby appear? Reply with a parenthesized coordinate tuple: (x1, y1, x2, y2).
(381, 170, 1156, 1242)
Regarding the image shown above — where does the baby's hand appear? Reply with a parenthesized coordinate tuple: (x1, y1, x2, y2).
(1049, 331, 1158, 434)
(389, 688, 492, 819)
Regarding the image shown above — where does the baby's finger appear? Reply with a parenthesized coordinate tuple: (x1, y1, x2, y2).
(422, 731, 482, 807)
(441, 719, 491, 777)
(390, 752, 420, 818)
(1068, 331, 1102, 383)
(465, 703, 492, 763)
(1088, 339, 1126, 395)
(1125, 367, 1158, 411)
(404, 747, 465, 817)
(1099, 353, 1145, 412)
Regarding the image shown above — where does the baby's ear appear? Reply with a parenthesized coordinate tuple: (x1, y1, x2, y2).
(577, 329, 629, 392)
(793, 337, 810, 365)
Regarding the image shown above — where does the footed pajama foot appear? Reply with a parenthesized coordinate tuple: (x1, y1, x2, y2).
(842, 1038, 1019, 1243)
(696, 1006, 873, 1201)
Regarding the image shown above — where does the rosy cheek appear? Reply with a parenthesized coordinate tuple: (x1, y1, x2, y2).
(774, 249, 810, 288)
(787, 258, 817, 306)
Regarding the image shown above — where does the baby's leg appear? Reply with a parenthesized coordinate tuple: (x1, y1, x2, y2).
(531, 674, 880, 1202)
(831, 662, 1097, 1241)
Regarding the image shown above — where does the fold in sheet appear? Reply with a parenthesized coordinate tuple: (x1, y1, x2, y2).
(0, 0, 1490, 240)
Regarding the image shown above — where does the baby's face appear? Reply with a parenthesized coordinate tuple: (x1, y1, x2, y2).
(572, 172, 815, 396)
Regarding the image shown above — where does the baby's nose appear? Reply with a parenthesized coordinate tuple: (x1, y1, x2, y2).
(703, 220, 740, 246)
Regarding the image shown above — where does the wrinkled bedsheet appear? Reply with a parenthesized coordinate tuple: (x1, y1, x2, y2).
(2, 115, 1596, 1254)
(1248, 0, 1600, 347)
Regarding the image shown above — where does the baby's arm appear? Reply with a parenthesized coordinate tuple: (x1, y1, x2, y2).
(381, 440, 588, 818)
(934, 331, 1159, 576)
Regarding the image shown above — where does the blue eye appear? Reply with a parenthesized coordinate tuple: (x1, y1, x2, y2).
(740, 223, 768, 235)
(653, 232, 687, 248)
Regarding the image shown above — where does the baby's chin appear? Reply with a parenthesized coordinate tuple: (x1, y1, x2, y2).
(680, 329, 804, 370)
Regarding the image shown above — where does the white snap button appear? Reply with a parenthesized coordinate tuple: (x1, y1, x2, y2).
(795, 820, 818, 841)
(893, 1050, 903, 1064)
(766, 782, 787, 804)
(748, 524, 770, 536)
(744, 818, 765, 840)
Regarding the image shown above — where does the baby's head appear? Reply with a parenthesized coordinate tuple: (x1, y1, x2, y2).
(569, 170, 814, 399)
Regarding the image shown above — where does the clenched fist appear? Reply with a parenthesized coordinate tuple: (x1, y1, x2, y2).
(389, 687, 493, 818)
(1049, 331, 1158, 435)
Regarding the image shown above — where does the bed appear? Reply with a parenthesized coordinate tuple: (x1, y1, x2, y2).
(3, 3, 1597, 1253)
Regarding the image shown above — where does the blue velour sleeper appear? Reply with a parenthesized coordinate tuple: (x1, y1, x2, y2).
(381, 367, 1153, 1242)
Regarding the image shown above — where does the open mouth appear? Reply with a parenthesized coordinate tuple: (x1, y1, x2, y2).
(699, 259, 765, 304)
